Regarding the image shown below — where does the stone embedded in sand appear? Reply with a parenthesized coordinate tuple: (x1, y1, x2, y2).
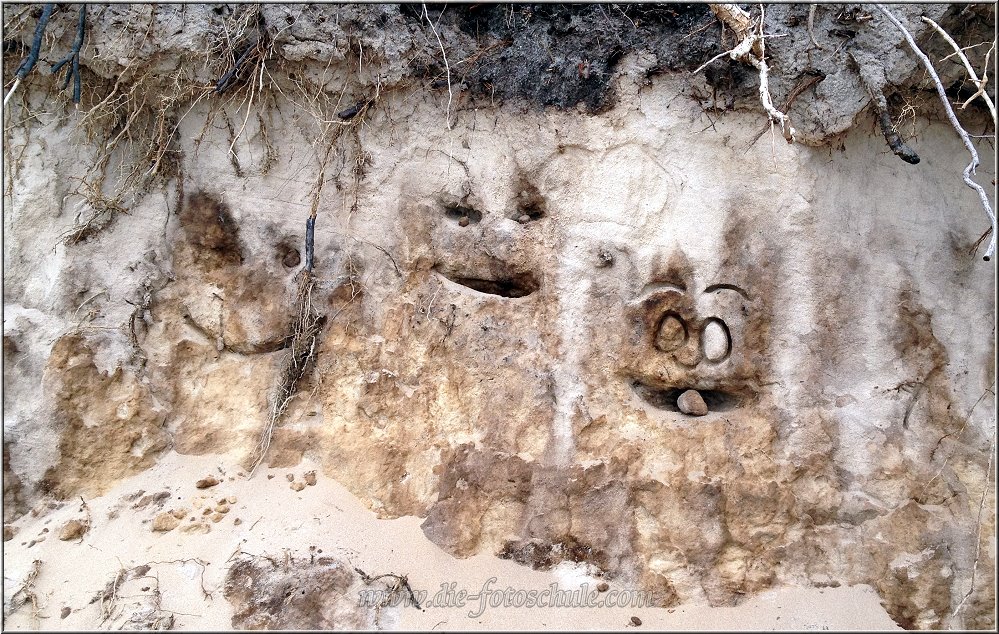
(152, 512, 181, 532)
(4, 525, 16, 541)
(304, 471, 317, 486)
(195, 476, 219, 489)
(458, 216, 470, 227)
(290, 481, 306, 492)
(286, 473, 295, 482)
(630, 616, 642, 626)
(171, 508, 189, 520)
(677, 390, 708, 416)
(58, 519, 88, 541)
(597, 582, 610, 592)
(181, 522, 211, 535)
(211, 512, 225, 523)
(60, 607, 71, 619)
(518, 214, 531, 224)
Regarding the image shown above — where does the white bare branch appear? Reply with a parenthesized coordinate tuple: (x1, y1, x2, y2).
(699, 4, 795, 143)
(877, 4, 996, 260)
(921, 16, 996, 126)
(422, 3, 453, 131)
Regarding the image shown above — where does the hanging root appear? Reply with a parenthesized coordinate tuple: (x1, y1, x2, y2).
(248, 262, 325, 477)
(50, 4, 86, 104)
(921, 17, 996, 125)
(5, 560, 42, 620)
(877, 4, 997, 261)
(851, 53, 920, 164)
(4, 3, 54, 107)
(697, 4, 795, 143)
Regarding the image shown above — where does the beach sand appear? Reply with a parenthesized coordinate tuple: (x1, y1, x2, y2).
(2, 451, 900, 631)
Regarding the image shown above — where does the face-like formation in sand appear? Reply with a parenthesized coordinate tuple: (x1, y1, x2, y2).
(328, 134, 794, 606)
(69, 86, 980, 626)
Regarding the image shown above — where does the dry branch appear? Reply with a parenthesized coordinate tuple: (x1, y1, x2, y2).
(921, 16, 997, 126)
(4, 3, 54, 106)
(422, 3, 453, 130)
(697, 4, 795, 143)
(877, 5, 996, 260)
(852, 54, 920, 164)
(50, 5, 86, 104)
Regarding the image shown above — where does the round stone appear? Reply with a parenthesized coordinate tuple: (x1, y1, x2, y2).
(702, 318, 730, 362)
(677, 389, 708, 416)
(655, 314, 686, 352)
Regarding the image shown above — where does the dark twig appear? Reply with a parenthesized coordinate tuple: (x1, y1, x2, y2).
(337, 99, 372, 121)
(853, 60, 920, 165)
(4, 3, 54, 106)
(305, 216, 315, 272)
(51, 5, 86, 104)
(15, 3, 54, 80)
(214, 43, 257, 94)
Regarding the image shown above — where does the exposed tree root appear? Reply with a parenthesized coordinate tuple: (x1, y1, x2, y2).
(698, 4, 795, 143)
(248, 271, 325, 477)
(877, 4, 996, 261)
(5, 559, 42, 622)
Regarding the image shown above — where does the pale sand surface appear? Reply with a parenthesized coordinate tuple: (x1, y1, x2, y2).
(2, 452, 900, 631)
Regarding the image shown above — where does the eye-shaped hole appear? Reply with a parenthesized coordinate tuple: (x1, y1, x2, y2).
(654, 313, 687, 352)
(701, 318, 731, 362)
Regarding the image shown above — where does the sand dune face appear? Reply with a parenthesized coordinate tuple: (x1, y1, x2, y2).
(3, 4, 995, 630)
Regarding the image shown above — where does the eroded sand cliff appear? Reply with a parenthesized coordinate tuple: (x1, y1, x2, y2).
(3, 3, 996, 630)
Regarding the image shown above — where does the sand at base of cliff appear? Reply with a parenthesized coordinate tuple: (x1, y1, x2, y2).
(2, 451, 900, 631)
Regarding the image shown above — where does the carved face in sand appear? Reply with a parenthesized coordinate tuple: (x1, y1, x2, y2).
(352, 135, 794, 605)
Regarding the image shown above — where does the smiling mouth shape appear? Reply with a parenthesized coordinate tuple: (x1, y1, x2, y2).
(434, 265, 540, 298)
(630, 380, 744, 413)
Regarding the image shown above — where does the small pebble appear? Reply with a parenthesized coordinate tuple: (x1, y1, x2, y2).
(458, 216, 470, 227)
(58, 519, 88, 541)
(286, 473, 295, 482)
(151, 513, 180, 532)
(677, 389, 708, 416)
(597, 582, 609, 592)
(518, 214, 531, 224)
(233, 518, 242, 526)
(304, 471, 317, 486)
(60, 607, 71, 619)
(630, 616, 642, 626)
(195, 476, 219, 489)
(290, 481, 306, 492)
(3, 525, 15, 541)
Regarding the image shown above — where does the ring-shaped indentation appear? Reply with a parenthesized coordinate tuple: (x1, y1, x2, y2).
(654, 312, 687, 352)
(701, 317, 731, 363)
